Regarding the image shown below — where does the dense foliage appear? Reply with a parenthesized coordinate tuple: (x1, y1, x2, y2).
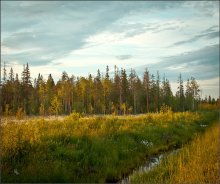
(2, 63, 217, 116)
(1, 111, 218, 182)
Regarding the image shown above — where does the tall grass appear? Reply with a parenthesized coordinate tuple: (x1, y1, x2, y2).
(129, 121, 220, 184)
(1, 111, 218, 182)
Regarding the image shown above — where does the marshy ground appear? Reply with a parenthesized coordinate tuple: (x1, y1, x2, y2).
(1, 111, 218, 183)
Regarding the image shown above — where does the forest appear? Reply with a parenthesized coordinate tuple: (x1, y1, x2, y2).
(1, 62, 217, 117)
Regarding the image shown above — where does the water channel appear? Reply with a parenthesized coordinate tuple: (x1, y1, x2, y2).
(118, 148, 181, 184)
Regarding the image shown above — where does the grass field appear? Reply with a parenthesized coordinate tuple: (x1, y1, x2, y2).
(1, 111, 218, 183)
(129, 120, 219, 184)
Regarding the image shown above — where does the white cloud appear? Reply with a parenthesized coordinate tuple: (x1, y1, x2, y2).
(1, 1, 219, 98)
(2, 45, 42, 55)
(85, 31, 126, 45)
(166, 63, 188, 71)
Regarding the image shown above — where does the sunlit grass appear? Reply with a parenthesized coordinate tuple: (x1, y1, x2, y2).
(129, 121, 219, 184)
(1, 111, 218, 182)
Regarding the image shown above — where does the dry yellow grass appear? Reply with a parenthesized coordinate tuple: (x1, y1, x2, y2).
(170, 122, 219, 184)
(129, 121, 220, 184)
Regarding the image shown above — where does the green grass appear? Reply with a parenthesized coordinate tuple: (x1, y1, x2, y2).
(1, 111, 218, 183)
(128, 121, 219, 184)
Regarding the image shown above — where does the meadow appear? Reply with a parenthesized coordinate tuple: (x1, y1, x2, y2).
(1, 110, 218, 183)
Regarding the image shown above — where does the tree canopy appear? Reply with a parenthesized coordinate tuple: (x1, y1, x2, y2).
(1, 63, 216, 116)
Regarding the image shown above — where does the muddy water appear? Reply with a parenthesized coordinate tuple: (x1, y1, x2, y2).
(119, 149, 181, 184)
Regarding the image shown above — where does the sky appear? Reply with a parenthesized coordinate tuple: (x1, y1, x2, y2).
(1, 1, 219, 99)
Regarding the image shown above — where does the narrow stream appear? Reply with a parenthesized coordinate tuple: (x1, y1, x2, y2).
(118, 148, 181, 184)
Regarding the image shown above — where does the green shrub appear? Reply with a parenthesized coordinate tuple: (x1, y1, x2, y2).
(64, 111, 84, 121)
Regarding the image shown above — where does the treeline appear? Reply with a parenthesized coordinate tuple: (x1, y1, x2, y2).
(0, 63, 217, 116)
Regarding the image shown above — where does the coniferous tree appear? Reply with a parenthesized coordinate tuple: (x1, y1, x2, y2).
(14, 74, 22, 113)
(111, 65, 120, 115)
(143, 68, 150, 113)
(38, 76, 46, 115)
(120, 69, 128, 104)
(176, 73, 184, 111)
(87, 74, 93, 114)
(185, 78, 192, 110)
(21, 63, 32, 114)
(156, 71, 160, 112)
(3, 61, 7, 84)
(46, 74, 55, 113)
(1, 63, 207, 116)
(9, 67, 14, 82)
(129, 69, 137, 114)
(103, 66, 111, 114)
(149, 74, 156, 111)
(93, 69, 103, 114)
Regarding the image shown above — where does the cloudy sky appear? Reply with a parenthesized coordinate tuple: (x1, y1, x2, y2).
(1, 1, 219, 98)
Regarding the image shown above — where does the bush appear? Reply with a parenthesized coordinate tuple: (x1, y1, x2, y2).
(64, 111, 84, 122)
(16, 107, 25, 120)
(160, 104, 172, 114)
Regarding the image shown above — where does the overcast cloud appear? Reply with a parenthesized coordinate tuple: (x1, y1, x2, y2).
(1, 1, 219, 98)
